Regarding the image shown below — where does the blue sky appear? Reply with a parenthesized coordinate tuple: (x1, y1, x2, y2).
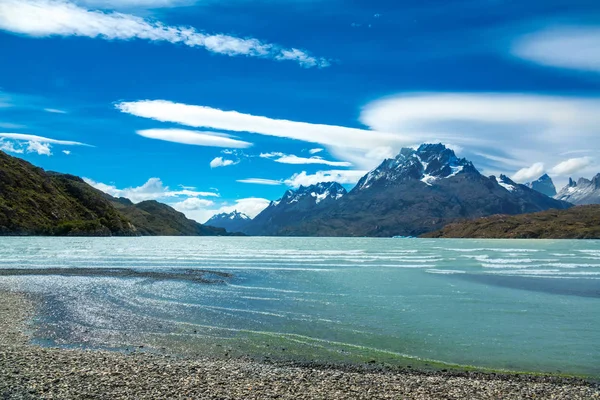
(0, 0, 599, 222)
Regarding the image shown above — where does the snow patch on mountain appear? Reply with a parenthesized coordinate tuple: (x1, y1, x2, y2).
(495, 175, 516, 192)
(356, 143, 475, 191)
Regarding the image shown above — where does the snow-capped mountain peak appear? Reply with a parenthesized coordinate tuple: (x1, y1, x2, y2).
(555, 173, 600, 205)
(356, 143, 476, 190)
(204, 210, 251, 232)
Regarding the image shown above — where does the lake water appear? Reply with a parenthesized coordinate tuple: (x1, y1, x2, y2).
(0, 237, 599, 377)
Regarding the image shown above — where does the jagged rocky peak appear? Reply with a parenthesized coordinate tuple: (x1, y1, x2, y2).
(356, 143, 477, 190)
(273, 182, 347, 207)
(555, 173, 600, 205)
(525, 174, 557, 197)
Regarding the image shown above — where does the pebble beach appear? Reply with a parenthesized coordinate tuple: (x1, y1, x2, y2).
(1, 290, 599, 400)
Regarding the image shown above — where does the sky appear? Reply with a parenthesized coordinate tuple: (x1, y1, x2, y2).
(0, 0, 599, 223)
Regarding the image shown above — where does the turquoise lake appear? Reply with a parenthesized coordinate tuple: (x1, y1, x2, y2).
(0, 237, 599, 377)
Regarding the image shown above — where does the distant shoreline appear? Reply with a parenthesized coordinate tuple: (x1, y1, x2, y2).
(1, 289, 598, 399)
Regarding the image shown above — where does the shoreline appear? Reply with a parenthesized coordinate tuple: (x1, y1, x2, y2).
(1, 290, 599, 399)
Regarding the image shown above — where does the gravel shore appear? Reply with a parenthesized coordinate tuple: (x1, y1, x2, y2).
(1, 290, 598, 400)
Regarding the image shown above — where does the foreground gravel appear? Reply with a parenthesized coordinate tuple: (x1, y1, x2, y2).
(1, 291, 598, 400)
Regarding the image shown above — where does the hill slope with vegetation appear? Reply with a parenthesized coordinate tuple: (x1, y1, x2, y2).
(0, 151, 232, 236)
(422, 205, 600, 239)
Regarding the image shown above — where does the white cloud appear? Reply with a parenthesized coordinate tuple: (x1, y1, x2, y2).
(174, 197, 271, 224)
(284, 170, 367, 188)
(512, 162, 545, 183)
(26, 141, 52, 156)
(308, 148, 323, 154)
(217, 197, 270, 219)
(136, 128, 252, 148)
(513, 27, 600, 73)
(115, 100, 405, 154)
(550, 157, 593, 176)
(0, 0, 328, 68)
(172, 197, 215, 210)
(360, 93, 600, 186)
(210, 157, 238, 168)
(272, 154, 352, 167)
(44, 108, 67, 114)
(259, 152, 285, 158)
(84, 177, 219, 203)
(62, 150, 71, 155)
(237, 178, 283, 185)
(0, 139, 25, 154)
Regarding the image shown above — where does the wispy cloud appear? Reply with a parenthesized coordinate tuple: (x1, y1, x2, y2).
(209, 156, 238, 168)
(0, 0, 329, 68)
(512, 162, 545, 183)
(237, 178, 283, 185)
(44, 108, 67, 114)
(260, 152, 351, 167)
(308, 148, 323, 154)
(284, 170, 367, 188)
(136, 129, 252, 148)
(274, 154, 351, 167)
(0, 132, 89, 156)
(0, 122, 26, 129)
(0, 133, 88, 146)
(550, 157, 593, 176)
(62, 150, 72, 155)
(513, 27, 600, 73)
(84, 177, 219, 203)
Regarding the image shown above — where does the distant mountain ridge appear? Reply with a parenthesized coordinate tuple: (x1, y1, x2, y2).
(270, 144, 572, 237)
(0, 151, 233, 236)
(205, 211, 251, 233)
(525, 174, 557, 197)
(555, 174, 600, 205)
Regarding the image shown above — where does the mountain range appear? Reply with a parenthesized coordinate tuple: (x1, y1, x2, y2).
(554, 174, 600, 205)
(0, 150, 233, 236)
(4, 144, 599, 238)
(239, 144, 572, 237)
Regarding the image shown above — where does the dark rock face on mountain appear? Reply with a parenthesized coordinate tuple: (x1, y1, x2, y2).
(205, 211, 251, 233)
(244, 182, 347, 235)
(423, 205, 600, 239)
(555, 174, 600, 205)
(525, 174, 557, 197)
(0, 151, 137, 236)
(0, 151, 232, 236)
(274, 144, 572, 237)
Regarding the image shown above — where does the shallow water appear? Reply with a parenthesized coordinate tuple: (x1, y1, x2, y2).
(0, 237, 599, 376)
